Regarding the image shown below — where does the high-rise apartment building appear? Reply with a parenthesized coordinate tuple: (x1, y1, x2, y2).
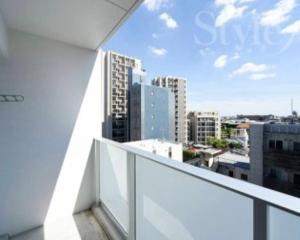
(130, 83, 175, 142)
(188, 111, 221, 145)
(152, 76, 187, 144)
(250, 123, 300, 197)
(104, 51, 144, 142)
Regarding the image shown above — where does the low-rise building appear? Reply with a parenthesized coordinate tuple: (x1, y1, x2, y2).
(237, 114, 279, 122)
(230, 123, 250, 150)
(188, 111, 221, 145)
(125, 139, 183, 162)
(216, 152, 250, 181)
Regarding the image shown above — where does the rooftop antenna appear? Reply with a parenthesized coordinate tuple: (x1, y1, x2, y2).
(290, 98, 298, 124)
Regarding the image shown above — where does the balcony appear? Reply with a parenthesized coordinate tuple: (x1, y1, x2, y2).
(1, 0, 300, 239)
(93, 138, 300, 240)
(3, 137, 300, 239)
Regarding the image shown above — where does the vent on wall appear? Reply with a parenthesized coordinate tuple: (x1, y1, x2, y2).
(0, 95, 24, 102)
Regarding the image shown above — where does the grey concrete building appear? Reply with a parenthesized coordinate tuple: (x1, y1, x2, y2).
(152, 76, 187, 144)
(250, 123, 300, 197)
(104, 51, 144, 142)
(130, 83, 175, 142)
(188, 111, 221, 145)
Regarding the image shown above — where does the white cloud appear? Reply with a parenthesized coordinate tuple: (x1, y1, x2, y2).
(232, 62, 275, 80)
(239, 0, 255, 3)
(214, 0, 254, 27)
(214, 53, 240, 69)
(149, 46, 168, 56)
(233, 62, 269, 75)
(250, 73, 276, 80)
(251, 9, 257, 15)
(214, 55, 229, 68)
(159, 12, 178, 28)
(215, 0, 237, 6)
(215, 4, 248, 27)
(215, 0, 254, 5)
(144, 0, 169, 11)
(260, 0, 296, 27)
(281, 20, 300, 34)
(231, 52, 241, 60)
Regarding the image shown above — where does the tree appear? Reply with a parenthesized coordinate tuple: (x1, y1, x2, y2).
(183, 150, 198, 161)
(208, 137, 228, 149)
(229, 142, 243, 149)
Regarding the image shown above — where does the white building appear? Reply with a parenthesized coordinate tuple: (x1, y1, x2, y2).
(104, 51, 144, 142)
(152, 76, 187, 144)
(230, 128, 249, 149)
(126, 139, 183, 162)
(232, 123, 250, 150)
(188, 111, 221, 145)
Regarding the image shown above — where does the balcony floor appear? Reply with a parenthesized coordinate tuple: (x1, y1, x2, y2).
(11, 211, 109, 240)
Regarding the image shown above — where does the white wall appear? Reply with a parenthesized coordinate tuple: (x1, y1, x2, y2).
(0, 11, 8, 58)
(126, 139, 183, 162)
(0, 30, 102, 236)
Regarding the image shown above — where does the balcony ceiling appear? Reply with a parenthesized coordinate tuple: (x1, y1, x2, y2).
(0, 0, 142, 50)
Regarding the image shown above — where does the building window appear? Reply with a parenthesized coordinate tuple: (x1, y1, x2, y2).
(229, 171, 234, 177)
(294, 174, 300, 185)
(276, 140, 283, 150)
(241, 174, 248, 181)
(168, 147, 172, 158)
(294, 142, 300, 152)
(269, 140, 275, 149)
(270, 168, 277, 178)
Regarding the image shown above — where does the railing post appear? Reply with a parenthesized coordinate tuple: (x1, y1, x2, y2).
(127, 152, 136, 240)
(254, 198, 267, 240)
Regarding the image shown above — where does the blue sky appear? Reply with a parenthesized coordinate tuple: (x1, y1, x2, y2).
(104, 0, 300, 116)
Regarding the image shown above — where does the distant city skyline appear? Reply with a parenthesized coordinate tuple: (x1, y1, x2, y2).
(104, 0, 300, 116)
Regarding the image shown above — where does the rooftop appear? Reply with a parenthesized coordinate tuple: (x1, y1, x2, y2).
(201, 148, 223, 156)
(217, 152, 250, 170)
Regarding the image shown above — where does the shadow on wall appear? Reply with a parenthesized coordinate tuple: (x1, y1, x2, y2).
(0, 30, 102, 236)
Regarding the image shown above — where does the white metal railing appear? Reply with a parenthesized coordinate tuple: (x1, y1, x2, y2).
(96, 137, 300, 240)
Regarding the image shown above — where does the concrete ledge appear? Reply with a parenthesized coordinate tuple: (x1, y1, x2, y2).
(92, 204, 126, 240)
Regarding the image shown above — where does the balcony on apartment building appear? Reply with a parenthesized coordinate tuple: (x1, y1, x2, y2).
(1, 1, 300, 240)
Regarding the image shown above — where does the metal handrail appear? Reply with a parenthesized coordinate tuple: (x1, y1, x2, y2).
(97, 137, 300, 216)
